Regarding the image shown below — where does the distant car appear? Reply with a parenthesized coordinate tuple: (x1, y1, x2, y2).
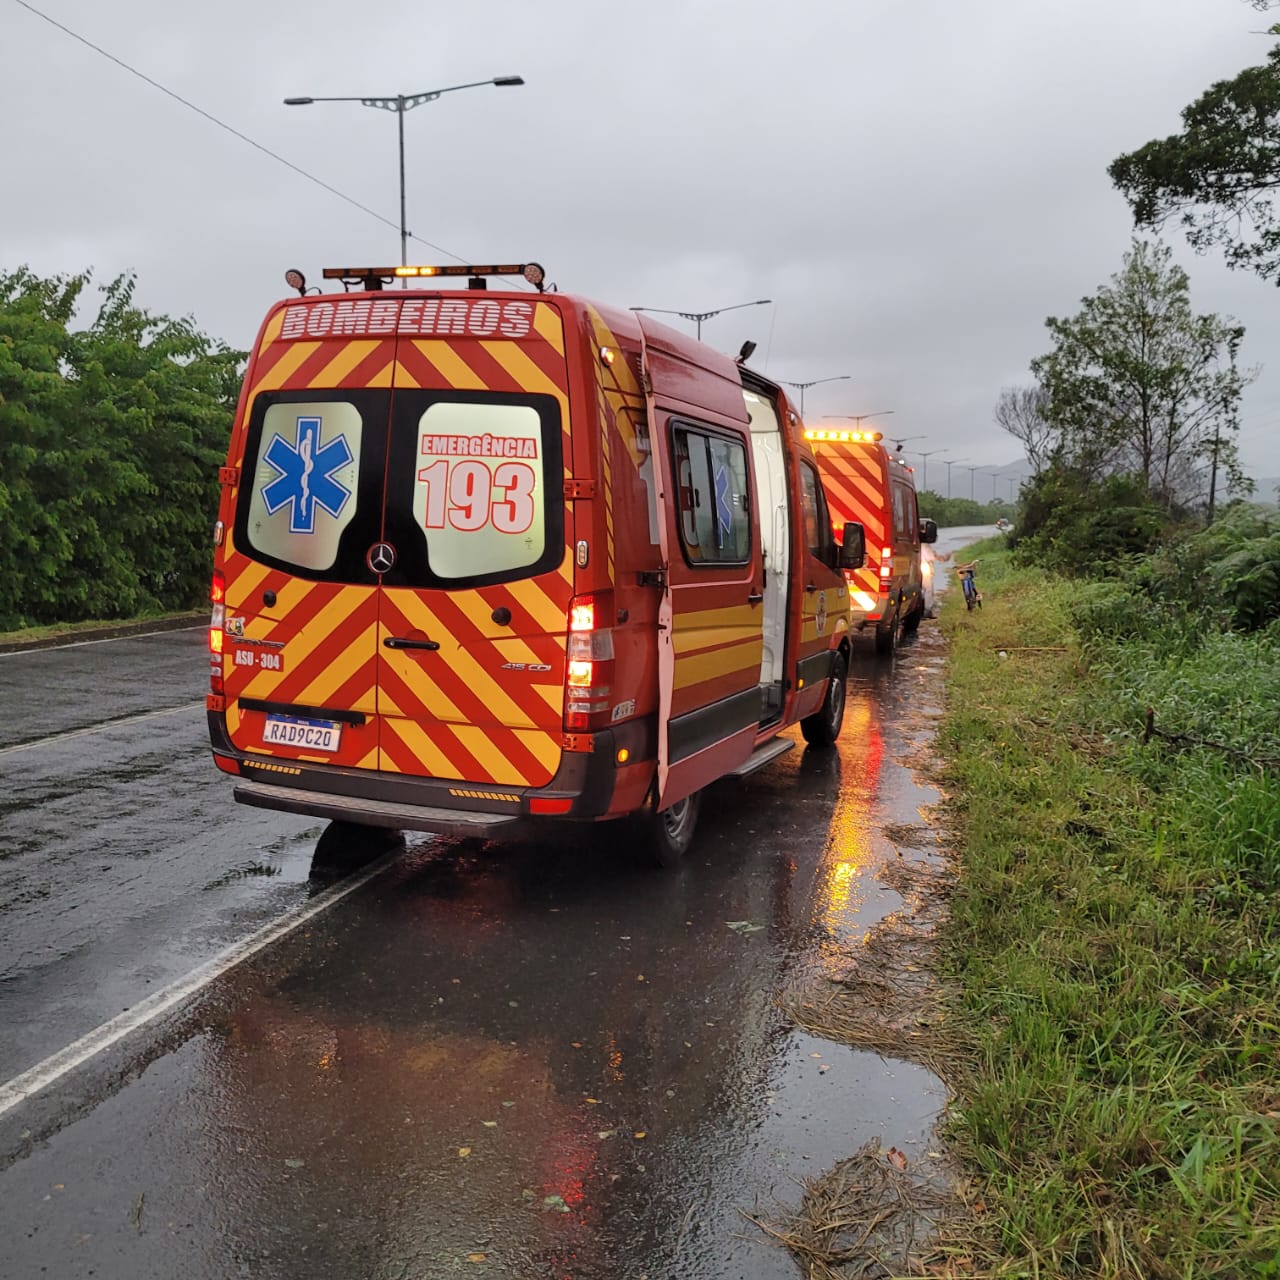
(995, 518, 1010, 531)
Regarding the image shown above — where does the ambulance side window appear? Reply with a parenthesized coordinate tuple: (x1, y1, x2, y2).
(892, 481, 915, 543)
(800, 461, 836, 564)
(671, 424, 750, 565)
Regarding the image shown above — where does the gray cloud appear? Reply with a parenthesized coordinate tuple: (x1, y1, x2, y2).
(5, 0, 1276, 488)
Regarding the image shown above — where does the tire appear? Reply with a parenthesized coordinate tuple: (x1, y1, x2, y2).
(311, 820, 403, 880)
(632, 789, 702, 868)
(902, 598, 924, 635)
(874, 603, 900, 655)
(801, 650, 847, 747)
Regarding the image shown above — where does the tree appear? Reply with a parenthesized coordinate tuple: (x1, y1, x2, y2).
(993, 384, 1055, 476)
(1109, 24, 1280, 283)
(0, 267, 243, 629)
(1030, 240, 1252, 512)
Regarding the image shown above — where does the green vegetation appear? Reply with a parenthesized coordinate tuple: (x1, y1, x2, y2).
(0, 267, 242, 631)
(917, 492, 1015, 526)
(1110, 5, 1280, 285)
(938, 537, 1280, 1276)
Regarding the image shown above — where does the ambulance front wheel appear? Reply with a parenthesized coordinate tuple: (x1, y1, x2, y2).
(801, 651, 848, 748)
(874, 605, 901, 656)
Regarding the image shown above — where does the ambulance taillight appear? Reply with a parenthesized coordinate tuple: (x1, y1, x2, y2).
(564, 594, 615, 732)
(879, 545, 893, 582)
(209, 570, 225, 695)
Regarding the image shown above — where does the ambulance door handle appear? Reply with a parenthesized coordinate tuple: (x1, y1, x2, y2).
(747, 592, 764, 605)
(384, 636, 440, 652)
(805, 583, 818, 593)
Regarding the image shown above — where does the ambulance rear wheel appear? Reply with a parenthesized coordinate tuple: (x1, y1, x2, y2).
(311, 820, 403, 879)
(638, 790, 701, 868)
(801, 651, 847, 748)
(902, 599, 924, 635)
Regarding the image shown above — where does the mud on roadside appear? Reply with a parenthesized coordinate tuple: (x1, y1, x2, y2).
(749, 623, 977, 1279)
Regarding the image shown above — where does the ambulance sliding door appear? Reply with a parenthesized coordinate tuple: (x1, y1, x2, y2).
(653, 413, 763, 808)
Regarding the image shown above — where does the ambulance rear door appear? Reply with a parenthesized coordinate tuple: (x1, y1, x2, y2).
(221, 309, 395, 771)
(373, 295, 574, 791)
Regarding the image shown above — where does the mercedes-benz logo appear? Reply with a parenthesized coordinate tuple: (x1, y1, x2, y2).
(367, 542, 396, 574)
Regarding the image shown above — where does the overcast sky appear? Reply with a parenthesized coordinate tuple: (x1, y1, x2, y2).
(5, 0, 1278, 495)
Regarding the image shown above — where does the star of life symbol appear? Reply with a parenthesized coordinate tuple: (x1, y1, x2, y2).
(261, 416, 353, 534)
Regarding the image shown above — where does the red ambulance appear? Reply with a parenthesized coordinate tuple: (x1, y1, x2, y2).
(207, 263, 859, 864)
(802, 429, 937, 655)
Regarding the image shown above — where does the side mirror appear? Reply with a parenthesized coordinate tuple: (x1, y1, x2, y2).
(919, 518, 938, 545)
(838, 522, 866, 570)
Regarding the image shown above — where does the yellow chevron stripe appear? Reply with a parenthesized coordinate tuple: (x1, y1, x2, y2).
(533, 304, 565, 354)
(450, 723, 532, 785)
(355, 745, 379, 769)
(481, 341, 568, 405)
(379, 640, 466, 722)
(393, 596, 536, 727)
(311, 339, 383, 387)
(252, 341, 319, 393)
(408, 339, 485, 389)
(505, 575, 569, 633)
(382, 718, 466, 779)
(533, 683, 564, 715)
(512, 728, 562, 777)
(292, 632, 379, 710)
(257, 309, 285, 352)
(226, 560, 271, 611)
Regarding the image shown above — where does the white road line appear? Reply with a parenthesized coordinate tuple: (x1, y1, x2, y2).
(0, 623, 205, 658)
(0, 848, 400, 1120)
(0, 701, 206, 758)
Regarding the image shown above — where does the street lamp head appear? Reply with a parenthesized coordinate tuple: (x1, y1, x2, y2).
(283, 97, 314, 106)
(493, 76, 525, 86)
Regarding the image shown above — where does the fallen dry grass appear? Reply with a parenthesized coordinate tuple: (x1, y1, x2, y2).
(742, 1138, 966, 1279)
(748, 626, 979, 1277)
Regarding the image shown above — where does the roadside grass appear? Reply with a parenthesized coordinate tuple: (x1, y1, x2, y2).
(0, 608, 205, 647)
(937, 546, 1280, 1277)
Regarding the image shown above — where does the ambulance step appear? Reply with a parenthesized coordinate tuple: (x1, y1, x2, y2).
(233, 781, 521, 837)
(729, 737, 795, 778)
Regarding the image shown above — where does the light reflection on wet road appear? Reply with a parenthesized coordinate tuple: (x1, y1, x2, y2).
(0, 530, 982, 1278)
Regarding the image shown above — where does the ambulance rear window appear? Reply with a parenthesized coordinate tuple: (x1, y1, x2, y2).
(383, 391, 565, 589)
(240, 396, 368, 574)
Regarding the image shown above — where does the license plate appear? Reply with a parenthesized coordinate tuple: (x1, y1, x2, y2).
(262, 714, 342, 752)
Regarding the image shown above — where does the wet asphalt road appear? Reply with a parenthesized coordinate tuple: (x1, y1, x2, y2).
(0, 531, 984, 1280)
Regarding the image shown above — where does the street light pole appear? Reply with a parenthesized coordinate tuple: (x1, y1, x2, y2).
(912, 449, 945, 493)
(631, 300, 772, 342)
(942, 457, 968, 499)
(777, 375, 851, 418)
(285, 76, 525, 268)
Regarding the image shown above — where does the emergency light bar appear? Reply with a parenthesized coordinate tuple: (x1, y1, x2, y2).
(322, 263, 546, 292)
(803, 429, 884, 443)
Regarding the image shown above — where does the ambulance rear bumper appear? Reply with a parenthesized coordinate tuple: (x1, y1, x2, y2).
(234, 780, 521, 837)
